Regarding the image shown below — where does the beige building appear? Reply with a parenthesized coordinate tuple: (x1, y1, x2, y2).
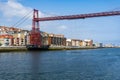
(66, 39, 72, 46)
(66, 39, 93, 47)
(71, 39, 82, 46)
(0, 26, 30, 46)
(41, 31, 49, 46)
(13, 30, 29, 46)
(84, 39, 93, 46)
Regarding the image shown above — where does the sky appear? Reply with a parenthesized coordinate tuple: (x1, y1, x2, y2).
(0, 0, 120, 45)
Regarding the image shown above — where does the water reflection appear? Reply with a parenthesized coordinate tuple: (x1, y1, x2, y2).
(30, 51, 41, 80)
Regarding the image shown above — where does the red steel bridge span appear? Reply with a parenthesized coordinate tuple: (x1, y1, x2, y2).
(30, 9, 120, 47)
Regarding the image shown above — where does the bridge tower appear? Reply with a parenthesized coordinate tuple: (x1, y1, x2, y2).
(29, 9, 41, 47)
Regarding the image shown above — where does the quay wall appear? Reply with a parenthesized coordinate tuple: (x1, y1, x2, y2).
(0, 46, 99, 52)
(49, 46, 99, 50)
(0, 46, 27, 52)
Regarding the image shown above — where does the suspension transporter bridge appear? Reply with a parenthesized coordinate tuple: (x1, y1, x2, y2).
(26, 9, 120, 50)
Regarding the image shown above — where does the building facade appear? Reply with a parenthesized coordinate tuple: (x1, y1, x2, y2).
(0, 35, 13, 46)
(0, 26, 29, 46)
(66, 39, 93, 47)
(48, 33, 66, 46)
(13, 30, 29, 46)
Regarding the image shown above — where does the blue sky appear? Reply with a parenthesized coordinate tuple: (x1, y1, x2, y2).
(0, 0, 120, 45)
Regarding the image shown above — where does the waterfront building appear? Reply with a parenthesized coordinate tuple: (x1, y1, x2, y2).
(0, 26, 95, 47)
(0, 26, 21, 35)
(66, 39, 72, 46)
(0, 26, 29, 46)
(71, 39, 82, 46)
(0, 34, 13, 46)
(27, 32, 66, 47)
(66, 39, 93, 47)
(48, 33, 66, 46)
(94, 43, 103, 47)
(41, 31, 49, 45)
(104, 44, 114, 48)
(82, 41, 87, 46)
(83, 39, 93, 46)
(13, 30, 29, 46)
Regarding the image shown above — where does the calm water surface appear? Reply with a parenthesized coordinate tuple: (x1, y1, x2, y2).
(0, 48, 120, 80)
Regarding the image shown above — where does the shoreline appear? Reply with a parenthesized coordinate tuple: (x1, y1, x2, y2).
(0, 46, 27, 52)
(0, 46, 119, 52)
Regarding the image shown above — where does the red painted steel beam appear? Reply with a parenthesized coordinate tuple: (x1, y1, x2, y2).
(34, 11, 120, 21)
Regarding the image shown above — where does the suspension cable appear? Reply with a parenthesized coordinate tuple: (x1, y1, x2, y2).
(11, 10, 33, 28)
(14, 12, 33, 28)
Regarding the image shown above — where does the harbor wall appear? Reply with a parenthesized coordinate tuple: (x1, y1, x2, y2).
(0, 46, 99, 52)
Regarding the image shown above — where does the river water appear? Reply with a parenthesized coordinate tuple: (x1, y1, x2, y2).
(0, 48, 120, 80)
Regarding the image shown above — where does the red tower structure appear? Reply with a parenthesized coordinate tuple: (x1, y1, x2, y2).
(29, 9, 41, 47)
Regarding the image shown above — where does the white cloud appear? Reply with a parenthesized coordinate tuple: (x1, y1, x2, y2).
(0, 0, 66, 32)
(0, 0, 31, 18)
(0, 0, 48, 30)
(0, 0, 45, 18)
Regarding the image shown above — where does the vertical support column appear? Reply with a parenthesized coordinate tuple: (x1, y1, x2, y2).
(33, 9, 40, 31)
(30, 9, 41, 47)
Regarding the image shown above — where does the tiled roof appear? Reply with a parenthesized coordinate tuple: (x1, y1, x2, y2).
(0, 26, 22, 32)
(0, 34, 13, 38)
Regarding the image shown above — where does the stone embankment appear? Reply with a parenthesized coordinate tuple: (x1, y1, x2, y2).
(0, 46, 27, 52)
(0, 46, 99, 52)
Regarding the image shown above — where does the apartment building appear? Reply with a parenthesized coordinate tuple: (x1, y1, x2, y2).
(66, 39, 72, 46)
(0, 34, 13, 46)
(66, 39, 93, 47)
(0, 26, 29, 46)
(48, 33, 66, 46)
(83, 39, 93, 46)
(13, 30, 29, 46)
